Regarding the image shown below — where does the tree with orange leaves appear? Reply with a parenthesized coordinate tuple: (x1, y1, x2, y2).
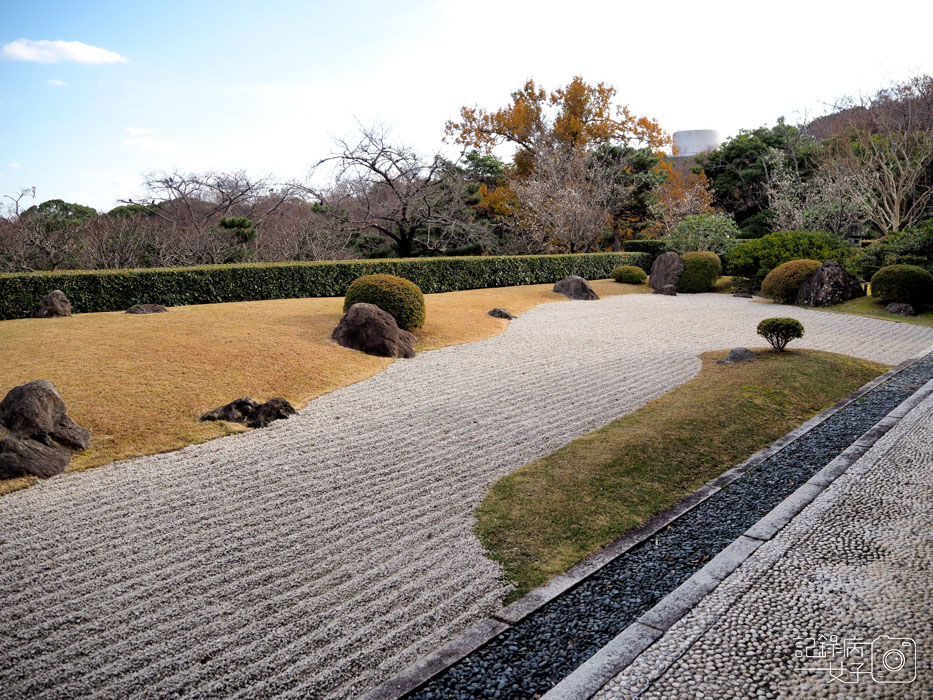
(446, 77, 670, 170)
(648, 167, 715, 237)
(448, 77, 671, 252)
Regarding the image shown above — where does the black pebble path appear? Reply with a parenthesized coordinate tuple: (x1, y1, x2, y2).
(410, 354, 933, 699)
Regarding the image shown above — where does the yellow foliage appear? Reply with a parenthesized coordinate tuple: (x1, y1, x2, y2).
(446, 76, 670, 156)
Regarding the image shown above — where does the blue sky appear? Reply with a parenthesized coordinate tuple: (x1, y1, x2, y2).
(2, 0, 932, 210)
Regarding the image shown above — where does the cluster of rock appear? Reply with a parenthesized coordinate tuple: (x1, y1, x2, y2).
(0, 380, 90, 479)
(649, 252, 683, 296)
(30, 290, 171, 318)
(795, 261, 864, 306)
(200, 397, 296, 429)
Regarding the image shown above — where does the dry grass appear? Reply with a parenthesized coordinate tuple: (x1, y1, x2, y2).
(0, 278, 648, 494)
(475, 349, 886, 600)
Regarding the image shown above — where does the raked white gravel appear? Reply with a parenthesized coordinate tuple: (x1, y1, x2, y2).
(1, 294, 931, 699)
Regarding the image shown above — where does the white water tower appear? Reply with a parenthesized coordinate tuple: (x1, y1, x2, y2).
(673, 130, 721, 157)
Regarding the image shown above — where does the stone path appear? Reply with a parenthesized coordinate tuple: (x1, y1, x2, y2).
(1, 294, 931, 699)
(596, 385, 933, 699)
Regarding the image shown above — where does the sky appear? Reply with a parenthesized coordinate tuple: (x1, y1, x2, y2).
(1, 0, 932, 211)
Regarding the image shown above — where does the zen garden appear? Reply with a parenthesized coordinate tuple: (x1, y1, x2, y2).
(1, 15, 931, 699)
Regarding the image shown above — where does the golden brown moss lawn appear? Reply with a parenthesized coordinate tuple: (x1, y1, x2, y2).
(0, 279, 647, 494)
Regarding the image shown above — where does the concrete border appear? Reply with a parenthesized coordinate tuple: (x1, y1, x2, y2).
(542, 372, 933, 700)
(362, 343, 933, 700)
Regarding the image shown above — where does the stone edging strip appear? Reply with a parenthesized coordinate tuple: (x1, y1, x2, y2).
(363, 342, 933, 700)
(541, 372, 933, 700)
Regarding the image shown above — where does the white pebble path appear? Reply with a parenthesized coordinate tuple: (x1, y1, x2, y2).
(1, 294, 931, 699)
(595, 383, 933, 699)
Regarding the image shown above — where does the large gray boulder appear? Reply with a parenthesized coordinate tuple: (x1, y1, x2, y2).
(32, 290, 72, 318)
(553, 276, 599, 300)
(0, 380, 90, 479)
(200, 396, 296, 429)
(795, 261, 865, 307)
(649, 252, 684, 294)
(332, 303, 416, 358)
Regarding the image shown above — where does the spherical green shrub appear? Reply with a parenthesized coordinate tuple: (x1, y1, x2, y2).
(757, 317, 804, 352)
(869, 264, 933, 307)
(678, 252, 722, 293)
(760, 259, 822, 304)
(343, 274, 426, 330)
(611, 265, 647, 284)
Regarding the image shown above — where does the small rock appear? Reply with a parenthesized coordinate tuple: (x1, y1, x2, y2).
(127, 304, 168, 314)
(200, 397, 259, 424)
(732, 291, 753, 298)
(716, 347, 756, 364)
(31, 290, 72, 318)
(553, 276, 599, 300)
(332, 303, 416, 358)
(885, 302, 916, 316)
(0, 380, 90, 479)
(200, 397, 296, 429)
(247, 398, 296, 429)
(656, 284, 677, 296)
(488, 308, 515, 320)
(649, 251, 684, 293)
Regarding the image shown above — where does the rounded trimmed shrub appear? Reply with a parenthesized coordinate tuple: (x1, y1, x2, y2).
(724, 230, 850, 286)
(757, 317, 804, 352)
(343, 273, 425, 330)
(870, 264, 933, 307)
(678, 252, 722, 293)
(760, 259, 822, 304)
(611, 265, 647, 284)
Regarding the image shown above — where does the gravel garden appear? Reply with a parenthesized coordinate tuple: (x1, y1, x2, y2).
(2, 254, 932, 698)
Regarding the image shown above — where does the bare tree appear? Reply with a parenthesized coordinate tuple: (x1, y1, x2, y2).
(80, 214, 164, 269)
(258, 197, 357, 261)
(121, 170, 303, 263)
(763, 147, 859, 236)
(309, 125, 483, 257)
(821, 75, 933, 232)
(0, 187, 86, 271)
(509, 145, 620, 253)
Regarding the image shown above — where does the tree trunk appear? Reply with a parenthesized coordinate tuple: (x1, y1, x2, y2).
(397, 234, 414, 258)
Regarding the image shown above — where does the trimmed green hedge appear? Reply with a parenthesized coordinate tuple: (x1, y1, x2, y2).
(0, 253, 651, 320)
(621, 240, 667, 269)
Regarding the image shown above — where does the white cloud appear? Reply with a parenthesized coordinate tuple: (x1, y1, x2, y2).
(47, 78, 67, 87)
(123, 135, 182, 155)
(8, 163, 22, 168)
(1, 39, 126, 64)
(124, 127, 154, 136)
